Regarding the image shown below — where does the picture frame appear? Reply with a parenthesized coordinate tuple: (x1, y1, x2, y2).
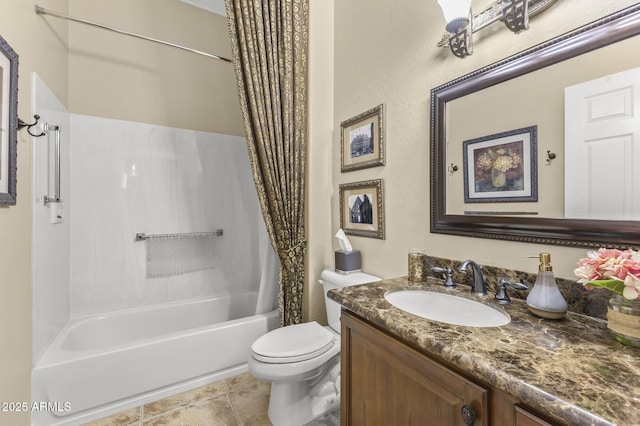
(340, 104, 385, 172)
(463, 126, 538, 203)
(339, 179, 385, 239)
(0, 34, 18, 206)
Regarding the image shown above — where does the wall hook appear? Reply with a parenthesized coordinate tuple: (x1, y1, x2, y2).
(448, 163, 459, 174)
(546, 150, 556, 164)
(18, 114, 46, 137)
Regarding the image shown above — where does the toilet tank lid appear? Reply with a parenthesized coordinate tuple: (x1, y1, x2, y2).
(320, 268, 381, 288)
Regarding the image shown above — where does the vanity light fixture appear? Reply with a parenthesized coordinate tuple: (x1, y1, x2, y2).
(437, 0, 558, 58)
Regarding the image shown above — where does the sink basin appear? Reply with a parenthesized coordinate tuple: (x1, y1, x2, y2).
(384, 290, 510, 327)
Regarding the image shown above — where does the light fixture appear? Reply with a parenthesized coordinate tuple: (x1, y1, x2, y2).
(437, 0, 558, 58)
(437, 0, 472, 33)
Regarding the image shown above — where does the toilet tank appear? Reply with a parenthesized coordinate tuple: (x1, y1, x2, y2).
(320, 269, 381, 333)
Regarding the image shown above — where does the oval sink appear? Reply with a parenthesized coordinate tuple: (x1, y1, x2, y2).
(384, 290, 510, 327)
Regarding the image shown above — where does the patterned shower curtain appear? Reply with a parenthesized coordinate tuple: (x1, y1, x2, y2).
(225, 0, 309, 325)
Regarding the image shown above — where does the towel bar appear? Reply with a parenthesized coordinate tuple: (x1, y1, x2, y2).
(135, 230, 223, 242)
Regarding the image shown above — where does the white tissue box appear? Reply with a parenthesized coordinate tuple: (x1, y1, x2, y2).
(335, 250, 361, 274)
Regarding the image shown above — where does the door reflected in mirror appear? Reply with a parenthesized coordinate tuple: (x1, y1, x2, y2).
(564, 66, 640, 221)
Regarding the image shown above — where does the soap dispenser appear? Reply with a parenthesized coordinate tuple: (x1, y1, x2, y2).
(525, 253, 568, 319)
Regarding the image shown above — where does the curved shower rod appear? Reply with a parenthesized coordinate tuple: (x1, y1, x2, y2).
(34, 5, 232, 64)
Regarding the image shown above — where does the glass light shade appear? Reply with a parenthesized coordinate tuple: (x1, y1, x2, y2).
(437, 0, 472, 32)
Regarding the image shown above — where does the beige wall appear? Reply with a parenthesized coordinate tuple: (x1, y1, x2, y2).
(68, 0, 243, 135)
(324, 0, 640, 305)
(0, 1, 69, 424)
(306, 1, 335, 324)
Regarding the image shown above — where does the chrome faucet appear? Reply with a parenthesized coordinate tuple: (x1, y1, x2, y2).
(458, 260, 487, 296)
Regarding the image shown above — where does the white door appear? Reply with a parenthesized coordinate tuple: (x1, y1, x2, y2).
(564, 66, 640, 220)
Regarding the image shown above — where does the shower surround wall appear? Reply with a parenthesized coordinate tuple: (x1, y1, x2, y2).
(69, 114, 268, 316)
(32, 74, 72, 366)
(32, 77, 276, 365)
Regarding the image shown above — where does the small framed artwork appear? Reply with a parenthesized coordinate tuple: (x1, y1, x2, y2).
(463, 126, 538, 203)
(340, 104, 385, 172)
(339, 179, 385, 239)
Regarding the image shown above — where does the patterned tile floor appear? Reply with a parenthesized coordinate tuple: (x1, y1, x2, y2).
(83, 372, 339, 426)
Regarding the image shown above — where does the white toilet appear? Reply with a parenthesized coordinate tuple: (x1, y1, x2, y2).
(248, 268, 381, 426)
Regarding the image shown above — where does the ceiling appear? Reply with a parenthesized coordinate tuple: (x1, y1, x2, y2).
(180, 0, 226, 16)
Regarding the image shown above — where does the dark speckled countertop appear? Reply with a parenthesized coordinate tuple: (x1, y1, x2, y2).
(328, 276, 640, 426)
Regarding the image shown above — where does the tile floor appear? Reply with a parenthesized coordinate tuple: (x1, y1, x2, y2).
(83, 372, 339, 426)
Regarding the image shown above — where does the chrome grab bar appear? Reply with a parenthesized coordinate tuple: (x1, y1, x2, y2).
(43, 124, 62, 206)
(135, 230, 224, 242)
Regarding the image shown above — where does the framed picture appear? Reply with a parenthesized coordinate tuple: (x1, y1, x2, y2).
(340, 104, 385, 172)
(339, 179, 385, 239)
(463, 126, 538, 203)
(0, 34, 18, 205)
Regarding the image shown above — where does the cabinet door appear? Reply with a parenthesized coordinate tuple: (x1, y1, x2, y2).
(514, 406, 555, 426)
(341, 311, 488, 426)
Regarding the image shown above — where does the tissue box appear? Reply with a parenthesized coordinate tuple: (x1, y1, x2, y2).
(335, 250, 361, 274)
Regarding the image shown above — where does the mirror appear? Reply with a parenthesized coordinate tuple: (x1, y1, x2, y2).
(430, 5, 640, 249)
(0, 34, 18, 205)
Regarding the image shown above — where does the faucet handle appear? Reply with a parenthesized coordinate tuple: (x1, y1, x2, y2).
(431, 267, 456, 288)
(495, 278, 528, 304)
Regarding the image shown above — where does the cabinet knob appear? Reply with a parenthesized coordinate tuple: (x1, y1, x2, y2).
(461, 404, 476, 425)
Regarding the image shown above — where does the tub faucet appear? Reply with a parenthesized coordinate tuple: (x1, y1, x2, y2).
(458, 260, 487, 296)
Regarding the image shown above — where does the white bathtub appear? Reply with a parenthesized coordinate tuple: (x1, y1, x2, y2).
(31, 293, 279, 425)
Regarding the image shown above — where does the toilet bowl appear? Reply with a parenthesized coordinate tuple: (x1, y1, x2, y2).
(248, 269, 381, 426)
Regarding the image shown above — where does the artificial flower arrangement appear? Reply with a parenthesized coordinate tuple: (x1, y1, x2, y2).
(574, 248, 640, 300)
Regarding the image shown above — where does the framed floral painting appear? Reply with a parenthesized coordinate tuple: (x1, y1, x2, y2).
(463, 126, 538, 203)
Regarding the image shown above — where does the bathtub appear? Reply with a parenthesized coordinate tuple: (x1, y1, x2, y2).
(31, 292, 279, 425)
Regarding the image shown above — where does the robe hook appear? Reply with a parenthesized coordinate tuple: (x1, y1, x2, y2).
(18, 114, 46, 137)
(546, 150, 556, 164)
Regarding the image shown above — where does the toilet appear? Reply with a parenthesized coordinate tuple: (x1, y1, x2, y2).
(248, 268, 381, 426)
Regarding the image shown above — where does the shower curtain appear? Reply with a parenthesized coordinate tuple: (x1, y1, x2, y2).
(225, 0, 310, 326)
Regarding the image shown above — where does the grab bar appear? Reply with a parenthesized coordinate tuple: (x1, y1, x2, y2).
(44, 124, 62, 205)
(18, 115, 63, 206)
(135, 230, 223, 242)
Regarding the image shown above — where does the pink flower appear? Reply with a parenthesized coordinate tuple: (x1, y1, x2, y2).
(574, 248, 640, 300)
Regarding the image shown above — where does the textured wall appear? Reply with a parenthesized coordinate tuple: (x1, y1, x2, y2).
(68, 0, 243, 135)
(330, 0, 639, 287)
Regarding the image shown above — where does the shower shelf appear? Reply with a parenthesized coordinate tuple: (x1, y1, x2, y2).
(135, 230, 223, 241)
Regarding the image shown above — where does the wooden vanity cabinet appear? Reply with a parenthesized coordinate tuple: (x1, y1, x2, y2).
(340, 310, 555, 426)
(514, 406, 555, 426)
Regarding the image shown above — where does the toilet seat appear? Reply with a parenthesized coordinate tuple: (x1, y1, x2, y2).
(251, 321, 336, 364)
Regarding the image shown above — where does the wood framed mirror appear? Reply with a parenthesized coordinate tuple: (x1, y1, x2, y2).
(430, 4, 640, 249)
(0, 34, 18, 205)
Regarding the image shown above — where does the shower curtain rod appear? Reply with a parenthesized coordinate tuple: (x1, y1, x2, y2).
(34, 5, 232, 63)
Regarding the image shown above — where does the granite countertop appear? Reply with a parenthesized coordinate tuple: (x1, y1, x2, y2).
(328, 276, 640, 426)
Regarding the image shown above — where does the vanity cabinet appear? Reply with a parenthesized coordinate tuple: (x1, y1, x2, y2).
(340, 310, 555, 426)
(514, 406, 554, 426)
